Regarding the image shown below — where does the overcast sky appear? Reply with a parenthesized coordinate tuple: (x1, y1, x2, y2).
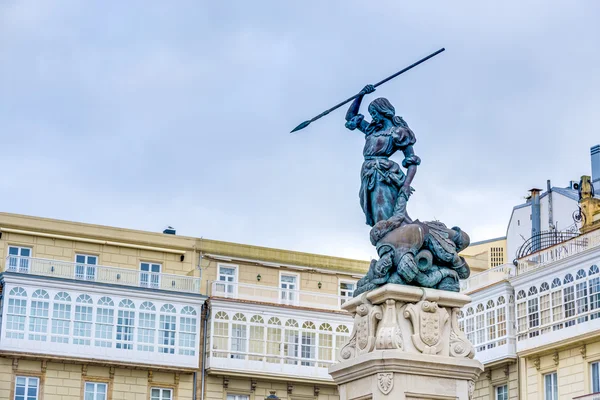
(2, 1, 599, 260)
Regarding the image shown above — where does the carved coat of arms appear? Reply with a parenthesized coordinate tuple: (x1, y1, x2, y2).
(404, 300, 448, 355)
(377, 372, 394, 395)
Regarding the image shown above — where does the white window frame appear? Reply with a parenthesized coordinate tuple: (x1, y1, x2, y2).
(84, 381, 108, 400)
(7, 246, 32, 273)
(140, 262, 161, 289)
(75, 253, 98, 281)
(216, 263, 238, 296)
(280, 271, 300, 306)
(14, 376, 39, 400)
(592, 361, 600, 394)
(226, 395, 249, 400)
(544, 371, 558, 400)
(338, 279, 357, 308)
(150, 387, 173, 400)
(495, 384, 508, 400)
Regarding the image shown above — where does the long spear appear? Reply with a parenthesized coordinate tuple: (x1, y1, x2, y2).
(290, 47, 445, 133)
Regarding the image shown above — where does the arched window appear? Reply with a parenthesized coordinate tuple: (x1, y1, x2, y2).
(248, 315, 264, 361)
(528, 287, 538, 296)
(335, 325, 350, 358)
(577, 269, 587, 280)
(95, 297, 114, 348)
(301, 321, 316, 366)
(231, 313, 247, 360)
(551, 278, 561, 288)
(266, 317, 281, 363)
(137, 301, 156, 352)
(116, 299, 135, 350)
(179, 306, 197, 356)
(517, 290, 526, 300)
(284, 319, 299, 365)
(158, 304, 176, 354)
(51, 292, 71, 343)
(6, 287, 27, 339)
(590, 265, 599, 275)
(497, 297, 507, 344)
(29, 290, 50, 341)
(318, 323, 333, 366)
(540, 282, 550, 292)
(74, 294, 93, 345)
(564, 274, 576, 327)
(213, 312, 229, 358)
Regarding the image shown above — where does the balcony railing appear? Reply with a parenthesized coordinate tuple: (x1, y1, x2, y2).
(517, 228, 600, 274)
(210, 281, 345, 310)
(3, 256, 200, 294)
(460, 263, 516, 293)
(574, 393, 600, 400)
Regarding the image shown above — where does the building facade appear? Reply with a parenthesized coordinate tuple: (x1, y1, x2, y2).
(0, 212, 369, 400)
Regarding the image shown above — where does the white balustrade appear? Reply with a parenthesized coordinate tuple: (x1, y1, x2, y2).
(4, 256, 200, 294)
(460, 263, 516, 293)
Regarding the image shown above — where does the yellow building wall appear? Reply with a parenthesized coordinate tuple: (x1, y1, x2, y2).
(0, 357, 193, 400)
(205, 375, 338, 400)
(460, 237, 507, 273)
(520, 340, 600, 400)
(472, 362, 518, 400)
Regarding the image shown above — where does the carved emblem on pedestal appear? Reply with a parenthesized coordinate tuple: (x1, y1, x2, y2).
(404, 300, 448, 355)
(340, 297, 382, 360)
(377, 372, 394, 395)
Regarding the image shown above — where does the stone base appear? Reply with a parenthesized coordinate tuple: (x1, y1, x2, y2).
(329, 284, 483, 400)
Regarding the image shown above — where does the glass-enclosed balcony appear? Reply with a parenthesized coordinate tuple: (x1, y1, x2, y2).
(3, 256, 200, 294)
(210, 280, 345, 311)
(460, 264, 516, 293)
(205, 302, 352, 381)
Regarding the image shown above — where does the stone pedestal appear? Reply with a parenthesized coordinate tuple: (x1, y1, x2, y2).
(329, 284, 483, 400)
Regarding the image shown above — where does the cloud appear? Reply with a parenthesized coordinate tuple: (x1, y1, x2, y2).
(1, 0, 600, 260)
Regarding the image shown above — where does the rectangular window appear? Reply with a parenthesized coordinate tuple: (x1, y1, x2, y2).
(8, 246, 32, 273)
(516, 301, 527, 338)
(576, 281, 589, 323)
(51, 302, 71, 343)
(486, 308, 496, 348)
(497, 307, 507, 345)
(95, 308, 114, 348)
(14, 376, 39, 400)
(75, 254, 98, 281)
(29, 299, 49, 341)
(151, 388, 173, 400)
(231, 322, 247, 360)
(284, 327, 299, 364)
(216, 265, 237, 295)
(140, 262, 161, 289)
(301, 330, 316, 366)
(280, 274, 298, 304)
(339, 281, 356, 306)
(551, 290, 563, 330)
(590, 277, 600, 319)
(7, 297, 27, 339)
(266, 325, 281, 363)
(475, 314, 485, 350)
(74, 304, 93, 345)
(226, 396, 249, 400)
(564, 286, 576, 327)
(495, 384, 508, 400)
(592, 361, 600, 394)
(544, 372, 558, 400)
(138, 312, 156, 352)
(84, 382, 107, 400)
(540, 293, 551, 328)
(116, 310, 135, 349)
(179, 316, 197, 356)
(528, 297, 540, 337)
(159, 315, 176, 354)
(465, 316, 475, 344)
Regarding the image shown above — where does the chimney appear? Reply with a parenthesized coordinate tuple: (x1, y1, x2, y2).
(592, 145, 600, 191)
(163, 226, 176, 235)
(530, 188, 542, 252)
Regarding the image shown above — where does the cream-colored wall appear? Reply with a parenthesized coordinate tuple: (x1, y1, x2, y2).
(205, 375, 338, 400)
(472, 362, 518, 400)
(521, 340, 600, 400)
(460, 238, 507, 272)
(0, 357, 193, 400)
(202, 257, 359, 298)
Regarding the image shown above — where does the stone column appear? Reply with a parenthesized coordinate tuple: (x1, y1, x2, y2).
(329, 284, 483, 400)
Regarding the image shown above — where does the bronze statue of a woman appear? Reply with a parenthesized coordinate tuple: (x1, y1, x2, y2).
(345, 85, 421, 230)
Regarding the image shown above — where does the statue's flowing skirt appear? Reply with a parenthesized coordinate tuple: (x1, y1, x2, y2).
(360, 158, 405, 226)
